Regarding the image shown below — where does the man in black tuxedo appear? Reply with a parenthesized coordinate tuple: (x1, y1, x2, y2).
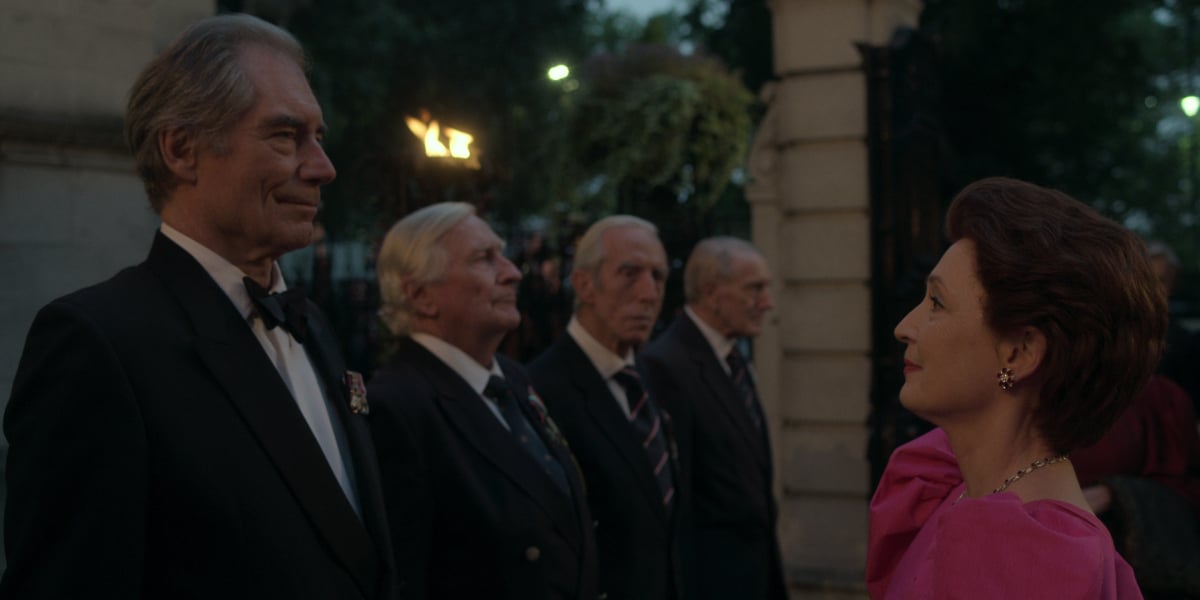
(640, 236, 786, 600)
(528, 216, 682, 600)
(367, 202, 597, 600)
(1, 14, 394, 599)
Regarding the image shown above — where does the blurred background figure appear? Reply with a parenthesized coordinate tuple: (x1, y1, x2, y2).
(1071, 374, 1200, 598)
(641, 236, 785, 600)
(508, 224, 572, 361)
(1152, 240, 1200, 418)
(1069, 238, 1200, 598)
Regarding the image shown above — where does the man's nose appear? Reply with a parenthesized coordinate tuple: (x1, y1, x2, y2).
(300, 140, 336, 185)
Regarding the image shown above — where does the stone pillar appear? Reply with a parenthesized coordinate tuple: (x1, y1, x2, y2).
(0, 0, 213, 568)
(747, 0, 922, 597)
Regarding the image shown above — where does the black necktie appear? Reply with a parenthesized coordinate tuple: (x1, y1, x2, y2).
(726, 348, 765, 433)
(484, 375, 570, 494)
(244, 276, 309, 344)
(612, 366, 676, 510)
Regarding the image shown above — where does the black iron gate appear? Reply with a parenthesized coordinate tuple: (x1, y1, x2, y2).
(862, 27, 954, 489)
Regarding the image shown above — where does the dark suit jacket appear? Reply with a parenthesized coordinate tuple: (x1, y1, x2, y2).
(640, 313, 787, 600)
(1, 233, 394, 599)
(528, 333, 683, 600)
(367, 337, 598, 600)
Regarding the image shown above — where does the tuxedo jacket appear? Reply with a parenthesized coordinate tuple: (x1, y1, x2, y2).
(367, 337, 598, 600)
(1, 233, 394, 599)
(640, 313, 787, 600)
(528, 334, 683, 600)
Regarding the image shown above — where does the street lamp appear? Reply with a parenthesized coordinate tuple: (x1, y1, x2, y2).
(1182, 95, 1200, 117)
(1184, 95, 1200, 219)
(547, 64, 570, 81)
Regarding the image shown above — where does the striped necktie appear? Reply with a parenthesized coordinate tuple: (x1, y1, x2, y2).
(726, 348, 766, 433)
(612, 366, 675, 510)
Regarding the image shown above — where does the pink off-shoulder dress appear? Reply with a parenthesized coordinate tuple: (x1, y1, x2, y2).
(867, 429, 1143, 599)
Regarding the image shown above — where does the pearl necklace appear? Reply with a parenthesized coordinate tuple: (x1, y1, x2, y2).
(956, 454, 1071, 502)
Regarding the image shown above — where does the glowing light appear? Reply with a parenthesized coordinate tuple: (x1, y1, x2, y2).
(444, 127, 474, 160)
(547, 64, 570, 81)
(406, 117, 448, 157)
(405, 112, 480, 169)
(1182, 96, 1200, 117)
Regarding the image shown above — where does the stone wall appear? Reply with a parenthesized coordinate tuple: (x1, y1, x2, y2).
(748, 1, 923, 597)
(0, 0, 214, 568)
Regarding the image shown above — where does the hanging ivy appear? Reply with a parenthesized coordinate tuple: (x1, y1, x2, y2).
(563, 43, 755, 215)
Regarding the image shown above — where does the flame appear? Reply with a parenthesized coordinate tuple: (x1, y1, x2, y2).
(406, 113, 479, 168)
(405, 117, 448, 157)
(444, 127, 474, 159)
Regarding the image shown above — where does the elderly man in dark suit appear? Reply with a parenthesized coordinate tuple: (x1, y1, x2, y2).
(529, 215, 682, 600)
(1, 14, 394, 599)
(641, 236, 785, 600)
(367, 202, 597, 600)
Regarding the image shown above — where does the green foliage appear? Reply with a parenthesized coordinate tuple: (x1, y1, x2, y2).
(563, 44, 755, 216)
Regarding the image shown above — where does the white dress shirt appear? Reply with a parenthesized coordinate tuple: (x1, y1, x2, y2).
(566, 316, 637, 417)
(410, 332, 509, 429)
(685, 305, 737, 376)
(160, 223, 360, 517)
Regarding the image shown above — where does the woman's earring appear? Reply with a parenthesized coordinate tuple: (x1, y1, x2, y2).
(997, 367, 1016, 391)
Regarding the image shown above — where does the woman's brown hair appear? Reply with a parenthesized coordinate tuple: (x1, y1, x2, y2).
(946, 177, 1166, 452)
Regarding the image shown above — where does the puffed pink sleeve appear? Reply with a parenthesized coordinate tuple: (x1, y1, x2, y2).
(929, 497, 1143, 600)
(867, 429, 963, 598)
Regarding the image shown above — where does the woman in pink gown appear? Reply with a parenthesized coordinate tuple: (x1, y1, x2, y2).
(867, 177, 1163, 599)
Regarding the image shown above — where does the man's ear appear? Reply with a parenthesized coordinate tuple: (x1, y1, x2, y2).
(699, 281, 720, 310)
(1000, 326, 1046, 382)
(403, 278, 438, 319)
(158, 127, 199, 184)
(572, 269, 594, 305)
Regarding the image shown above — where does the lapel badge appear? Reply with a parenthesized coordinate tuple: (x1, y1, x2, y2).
(527, 385, 569, 449)
(344, 370, 369, 415)
(525, 385, 548, 423)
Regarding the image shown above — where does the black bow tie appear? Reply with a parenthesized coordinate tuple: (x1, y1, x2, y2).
(243, 276, 309, 344)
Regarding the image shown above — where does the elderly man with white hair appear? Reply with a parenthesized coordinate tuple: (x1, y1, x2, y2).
(366, 202, 597, 600)
(641, 236, 785, 600)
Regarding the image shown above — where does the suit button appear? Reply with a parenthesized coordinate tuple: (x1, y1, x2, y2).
(593, 520, 600, 528)
(525, 546, 541, 562)
(599, 594, 608, 599)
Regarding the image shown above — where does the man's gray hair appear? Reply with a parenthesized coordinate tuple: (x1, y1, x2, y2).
(571, 215, 659, 309)
(125, 13, 307, 212)
(377, 202, 477, 335)
(683, 236, 763, 304)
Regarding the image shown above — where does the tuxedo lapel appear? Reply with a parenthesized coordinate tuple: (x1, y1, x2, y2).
(556, 337, 670, 524)
(500, 361, 591, 545)
(303, 308, 393, 591)
(396, 340, 582, 549)
(145, 233, 378, 596)
(677, 317, 770, 473)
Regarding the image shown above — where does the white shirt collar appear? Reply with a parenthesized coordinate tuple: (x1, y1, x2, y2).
(566, 315, 634, 379)
(160, 223, 287, 321)
(410, 332, 504, 396)
(685, 305, 737, 361)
